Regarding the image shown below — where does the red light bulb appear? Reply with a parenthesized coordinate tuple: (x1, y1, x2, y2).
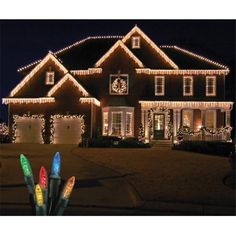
(39, 166, 48, 189)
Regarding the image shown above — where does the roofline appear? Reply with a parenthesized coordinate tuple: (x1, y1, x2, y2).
(135, 68, 229, 75)
(2, 97, 55, 104)
(17, 35, 123, 72)
(94, 40, 144, 68)
(10, 52, 68, 97)
(160, 45, 229, 70)
(47, 73, 89, 97)
(122, 26, 179, 69)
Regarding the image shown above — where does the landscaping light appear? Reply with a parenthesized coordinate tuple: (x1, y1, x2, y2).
(51, 152, 61, 176)
(53, 176, 76, 216)
(35, 184, 46, 216)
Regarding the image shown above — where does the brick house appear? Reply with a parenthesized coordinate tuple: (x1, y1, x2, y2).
(2, 26, 233, 144)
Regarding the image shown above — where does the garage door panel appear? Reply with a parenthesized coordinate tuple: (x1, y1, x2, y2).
(53, 117, 83, 144)
(15, 117, 44, 143)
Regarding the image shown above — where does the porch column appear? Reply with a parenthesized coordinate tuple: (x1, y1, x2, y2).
(173, 109, 181, 138)
(225, 109, 231, 126)
(144, 110, 149, 140)
(201, 109, 206, 127)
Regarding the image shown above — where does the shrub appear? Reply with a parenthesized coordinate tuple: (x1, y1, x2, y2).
(0, 134, 11, 143)
(117, 137, 150, 148)
(173, 141, 234, 157)
(79, 136, 121, 148)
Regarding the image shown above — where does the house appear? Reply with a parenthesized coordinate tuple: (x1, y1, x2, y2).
(2, 26, 234, 144)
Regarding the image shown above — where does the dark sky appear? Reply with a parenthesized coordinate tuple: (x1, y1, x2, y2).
(0, 20, 235, 123)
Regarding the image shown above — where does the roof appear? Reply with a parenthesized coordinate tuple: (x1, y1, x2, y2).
(17, 27, 228, 72)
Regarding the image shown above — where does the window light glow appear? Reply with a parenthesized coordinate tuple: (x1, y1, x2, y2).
(79, 97, 100, 107)
(61, 176, 75, 199)
(2, 97, 55, 105)
(11, 52, 68, 97)
(47, 73, 89, 97)
(95, 40, 144, 68)
(122, 26, 178, 69)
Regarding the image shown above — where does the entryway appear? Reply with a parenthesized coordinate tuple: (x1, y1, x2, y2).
(153, 113, 165, 140)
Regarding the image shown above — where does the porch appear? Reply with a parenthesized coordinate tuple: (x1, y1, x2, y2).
(139, 101, 233, 143)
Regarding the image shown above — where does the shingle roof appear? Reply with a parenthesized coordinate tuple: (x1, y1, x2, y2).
(18, 36, 228, 73)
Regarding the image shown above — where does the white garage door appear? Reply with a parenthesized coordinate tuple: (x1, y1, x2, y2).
(53, 116, 84, 144)
(15, 116, 44, 143)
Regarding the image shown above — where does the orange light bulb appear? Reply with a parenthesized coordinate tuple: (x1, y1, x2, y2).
(61, 176, 75, 199)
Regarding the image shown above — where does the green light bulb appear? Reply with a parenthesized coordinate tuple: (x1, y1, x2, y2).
(20, 154, 33, 177)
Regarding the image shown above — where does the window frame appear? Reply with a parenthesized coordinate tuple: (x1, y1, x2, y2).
(102, 112, 109, 135)
(205, 110, 216, 129)
(132, 36, 140, 49)
(183, 76, 193, 96)
(155, 76, 165, 96)
(206, 76, 216, 96)
(111, 111, 122, 136)
(182, 109, 194, 130)
(45, 71, 55, 85)
(125, 112, 133, 136)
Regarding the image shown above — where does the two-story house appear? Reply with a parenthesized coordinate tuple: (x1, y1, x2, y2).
(2, 26, 233, 144)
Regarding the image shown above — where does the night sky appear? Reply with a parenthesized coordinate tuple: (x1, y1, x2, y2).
(0, 20, 235, 123)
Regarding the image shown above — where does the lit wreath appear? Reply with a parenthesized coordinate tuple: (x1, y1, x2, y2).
(112, 77, 127, 94)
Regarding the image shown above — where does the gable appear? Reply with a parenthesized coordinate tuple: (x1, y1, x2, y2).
(95, 40, 144, 68)
(122, 26, 179, 69)
(10, 53, 68, 97)
(47, 73, 89, 97)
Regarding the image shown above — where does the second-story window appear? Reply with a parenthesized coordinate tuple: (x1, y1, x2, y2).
(206, 76, 216, 96)
(45, 71, 55, 85)
(183, 76, 193, 96)
(155, 76, 165, 96)
(132, 36, 140, 49)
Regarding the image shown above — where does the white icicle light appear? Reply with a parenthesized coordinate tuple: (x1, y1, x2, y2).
(47, 73, 89, 97)
(71, 68, 102, 76)
(2, 97, 55, 104)
(79, 97, 100, 107)
(95, 40, 144, 68)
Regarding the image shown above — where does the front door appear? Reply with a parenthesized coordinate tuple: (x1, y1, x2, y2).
(153, 113, 165, 139)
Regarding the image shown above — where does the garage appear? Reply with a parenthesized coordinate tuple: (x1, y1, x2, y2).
(14, 115, 45, 143)
(51, 115, 84, 144)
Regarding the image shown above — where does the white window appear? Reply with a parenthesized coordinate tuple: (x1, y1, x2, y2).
(102, 107, 134, 137)
(111, 112, 122, 136)
(126, 112, 132, 136)
(182, 110, 193, 129)
(132, 36, 140, 49)
(206, 76, 216, 96)
(183, 76, 193, 96)
(155, 76, 165, 96)
(45, 71, 55, 85)
(205, 110, 216, 129)
(103, 112, 108, 135)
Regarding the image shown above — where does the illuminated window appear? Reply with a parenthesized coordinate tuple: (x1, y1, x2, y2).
(132, 36, 140, 49)
(126, 112, 132, 136)
(206, 110, 216, 129)
(45, 71, 55, 85)
(206, 76, 216, 96)
(183, 76, 193, 96)
(182, 110, 193, 129)
(103, 112, 108, 135)
(155, 76, 165, 96)
(111, 112, 122, 136)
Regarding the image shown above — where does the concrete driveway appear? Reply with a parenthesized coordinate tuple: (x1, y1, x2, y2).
(0, 144, 235, 215)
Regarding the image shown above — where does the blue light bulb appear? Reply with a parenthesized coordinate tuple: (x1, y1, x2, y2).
(51, 152, 61, 176)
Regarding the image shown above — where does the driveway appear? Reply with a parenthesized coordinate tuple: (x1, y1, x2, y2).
(0, 144, 235, 215)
